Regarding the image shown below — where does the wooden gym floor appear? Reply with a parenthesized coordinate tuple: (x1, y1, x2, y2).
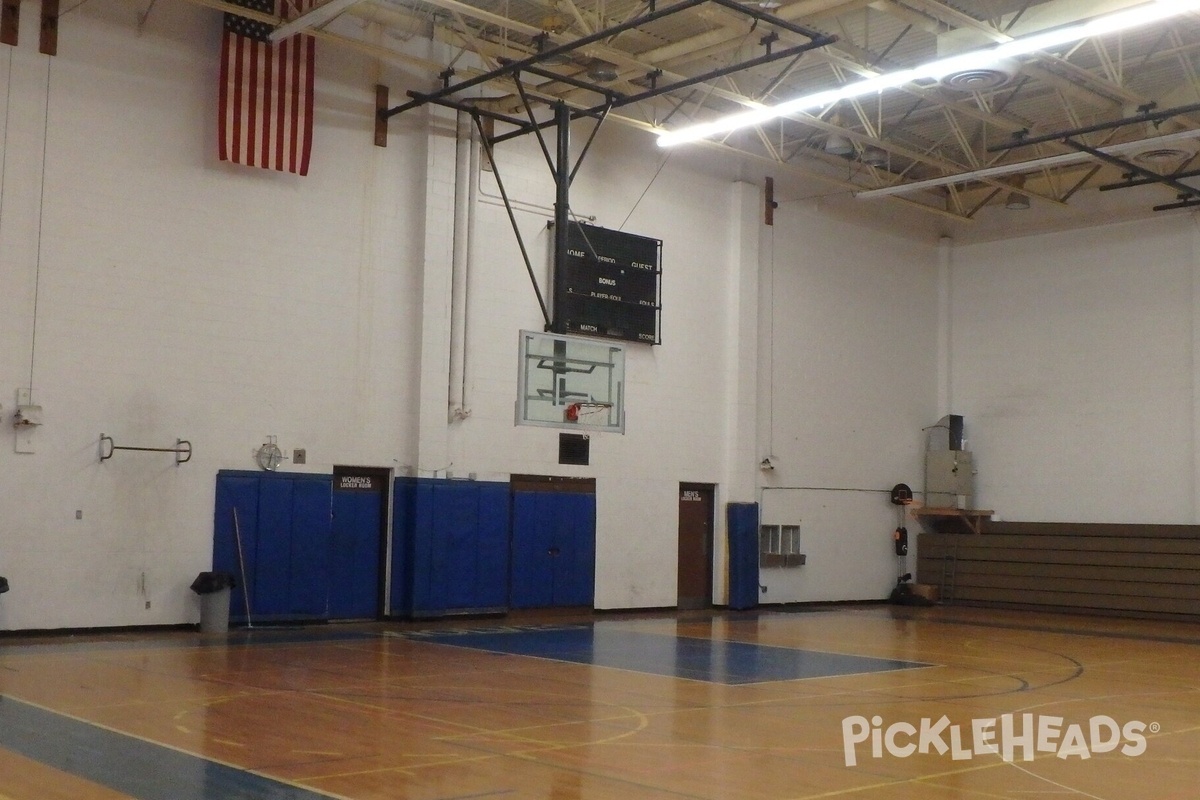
(0, 605, 1197, 800)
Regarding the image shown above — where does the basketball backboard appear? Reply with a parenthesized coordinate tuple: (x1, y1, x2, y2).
(516, 330, 625, 434)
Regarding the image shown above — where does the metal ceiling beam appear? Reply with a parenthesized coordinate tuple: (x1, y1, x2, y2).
(401, 0, 1073, 189)
(1100, 166, 1200, 191)
(181, 0, 447, 72)
(857, 128, 1200, 198)
(987, 100, 1200, 151)
(636, 0, 855, 64)
(1067, 140, 1200, 200)
(270, 0, 362, 41)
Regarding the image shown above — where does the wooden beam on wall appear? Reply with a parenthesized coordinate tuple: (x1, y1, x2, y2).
(374, 84, 388, 147)
(764, 176, 776, 226)
(2, 0, 19, 47)
(39, 0, 57, 55)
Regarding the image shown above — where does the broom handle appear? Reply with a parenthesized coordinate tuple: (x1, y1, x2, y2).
(232, 506, 253, 628)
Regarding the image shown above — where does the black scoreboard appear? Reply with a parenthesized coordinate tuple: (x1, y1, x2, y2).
(557, 222, 662, 344)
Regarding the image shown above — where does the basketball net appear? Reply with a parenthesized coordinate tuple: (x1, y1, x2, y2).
(564, 402, 612, 423)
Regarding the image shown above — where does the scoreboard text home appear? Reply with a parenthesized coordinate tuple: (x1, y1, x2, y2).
(558, 222, 662, 344)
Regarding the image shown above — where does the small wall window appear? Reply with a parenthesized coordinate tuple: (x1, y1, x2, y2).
(759, 524, 806, 568)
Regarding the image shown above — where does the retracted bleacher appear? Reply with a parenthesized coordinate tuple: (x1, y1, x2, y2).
(917, 521, 1200, 620)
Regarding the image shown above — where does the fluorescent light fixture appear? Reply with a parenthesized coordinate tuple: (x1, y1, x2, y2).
(656, 0, 1200, 148)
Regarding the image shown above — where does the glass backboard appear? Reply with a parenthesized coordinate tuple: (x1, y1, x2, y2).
(517, 330, 625, 434)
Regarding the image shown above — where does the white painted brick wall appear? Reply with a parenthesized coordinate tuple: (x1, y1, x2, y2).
(0, 6, 423, 629)
(950, 215, 1197, 523)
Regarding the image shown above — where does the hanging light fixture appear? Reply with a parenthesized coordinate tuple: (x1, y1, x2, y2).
(824, 112, 853, 156)
(860, 146, 887, 167)
(824, 133, 853, 156)
(1005, 174, 1030, 210)
(586, 60, 619, 83)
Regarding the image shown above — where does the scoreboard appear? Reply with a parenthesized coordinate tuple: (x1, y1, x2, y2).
(557, 222, 662, 344)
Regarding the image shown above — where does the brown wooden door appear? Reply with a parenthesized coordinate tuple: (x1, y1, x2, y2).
(677, 483, 715, 609)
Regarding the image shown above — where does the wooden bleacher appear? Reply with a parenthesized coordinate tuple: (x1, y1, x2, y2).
(916, 521, 1200, 620)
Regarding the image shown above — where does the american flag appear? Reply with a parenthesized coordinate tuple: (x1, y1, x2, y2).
(219, 0, 315, 176)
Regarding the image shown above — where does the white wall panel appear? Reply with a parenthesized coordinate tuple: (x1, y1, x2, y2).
(949, 216, 1196, 523)
(756, 202, 939, 602)
(0, 6, 422, 630)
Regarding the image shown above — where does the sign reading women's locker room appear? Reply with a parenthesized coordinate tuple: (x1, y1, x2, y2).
(336, 475, 377, 491)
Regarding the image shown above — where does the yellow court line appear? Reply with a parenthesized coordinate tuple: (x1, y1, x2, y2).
(435, 704, 651, 741)
(297, 704, 651, 782)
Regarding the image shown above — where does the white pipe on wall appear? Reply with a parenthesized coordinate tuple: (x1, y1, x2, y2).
(448, 113, 473, 422)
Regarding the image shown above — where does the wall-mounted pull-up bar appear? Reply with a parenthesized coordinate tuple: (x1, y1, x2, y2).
(99, 434, 192, 465)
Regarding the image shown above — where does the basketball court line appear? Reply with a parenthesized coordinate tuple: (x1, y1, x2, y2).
(0, 692, 352, 800)
(888, 610, 1200, 647)
(3, 611, 1197, 800)
(398, 623, 934, 684)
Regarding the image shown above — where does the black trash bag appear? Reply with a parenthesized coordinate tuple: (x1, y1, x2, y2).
(190, 572, 236, 594)
(0, 576, 8, 594)
(889, 581, 934, 607)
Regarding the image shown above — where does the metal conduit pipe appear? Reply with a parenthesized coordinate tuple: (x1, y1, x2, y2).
(448, 112, 473, 422)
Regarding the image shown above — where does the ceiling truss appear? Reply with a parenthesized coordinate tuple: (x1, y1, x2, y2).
(186, 0, 1200, 223)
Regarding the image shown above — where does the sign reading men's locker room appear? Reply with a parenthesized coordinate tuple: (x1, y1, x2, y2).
(559, 222, 662, 344)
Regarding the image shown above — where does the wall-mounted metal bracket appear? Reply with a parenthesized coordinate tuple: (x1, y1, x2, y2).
(99, 434, 192, 465)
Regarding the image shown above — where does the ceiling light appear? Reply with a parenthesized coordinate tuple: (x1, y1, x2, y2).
(860, 146, 887, 166)
(657, 0, 1200, 148)
(824, 133, 853, 156)
(586, 61, 619, 83)
(1003, 174, 1030, 210)
(1005, 192, 1031, 210)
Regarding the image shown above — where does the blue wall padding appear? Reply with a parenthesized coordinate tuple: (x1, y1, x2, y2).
(726, 502, 760, 610)
(510, 491, 595, 609)
(392, 478, 513, 617)
(213, 473, 261, 620)
(213, 471, 335, 622)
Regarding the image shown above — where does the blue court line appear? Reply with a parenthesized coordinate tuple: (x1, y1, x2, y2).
(404, 624, 931, 684)
(0, 694, 335, 800)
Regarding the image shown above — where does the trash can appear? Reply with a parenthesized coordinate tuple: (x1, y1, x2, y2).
(0, 576, 9, 594)
(190, 572, 235, 634)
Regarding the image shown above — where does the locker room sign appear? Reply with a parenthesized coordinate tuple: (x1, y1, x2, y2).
(336, 475, 377, 491)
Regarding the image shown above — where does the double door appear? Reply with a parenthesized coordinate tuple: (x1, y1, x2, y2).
(510, 477, 596, 609)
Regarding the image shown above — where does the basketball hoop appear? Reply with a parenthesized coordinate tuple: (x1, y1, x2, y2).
(565, 402, 613, 423)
